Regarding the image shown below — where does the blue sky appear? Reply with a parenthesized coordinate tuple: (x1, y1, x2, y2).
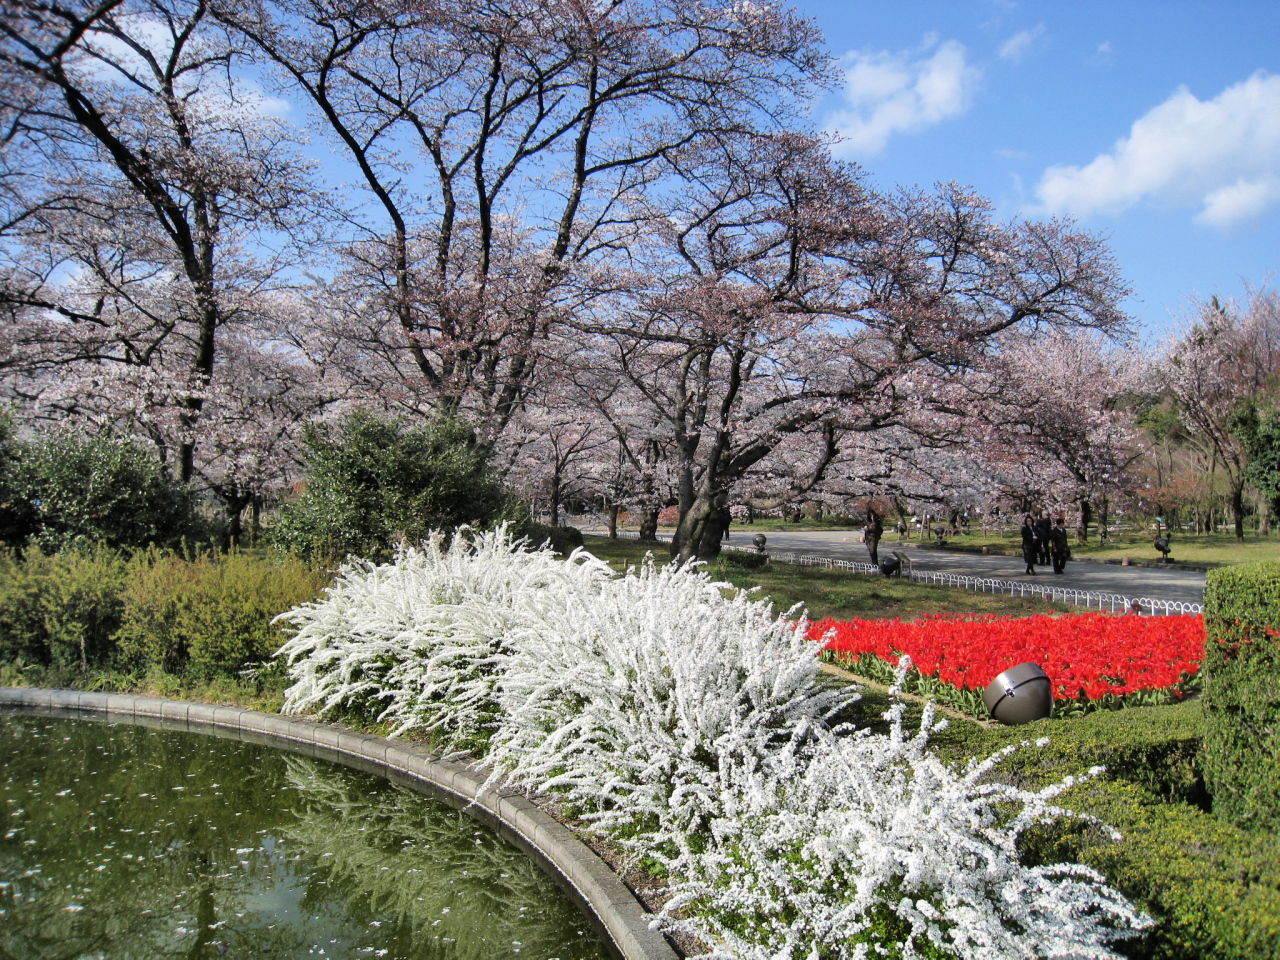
(795, 0, 1280, 339)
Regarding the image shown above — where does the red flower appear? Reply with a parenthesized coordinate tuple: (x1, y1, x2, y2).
(809, 613, 1205, 704)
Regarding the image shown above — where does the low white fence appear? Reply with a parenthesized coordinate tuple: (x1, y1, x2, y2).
(603, 531, 1204, 616)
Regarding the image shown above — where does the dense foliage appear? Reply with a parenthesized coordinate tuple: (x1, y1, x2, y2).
(0, 546, 324, 677)
(813, 613, 1205, 717)
(1201, 559, 1280, 830)
(8, 432, 203, 552)
(937, 703, 1280, 960)
(275, 528, 1149, 959)
(271, 413, 514, 560)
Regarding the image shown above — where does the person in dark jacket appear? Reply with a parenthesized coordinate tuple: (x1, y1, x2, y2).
(1020, 515, 1037, 575)
(1034, 510, 1053, 565)
(864, 507, 884, 566)
(1050, 516, 1071, 574)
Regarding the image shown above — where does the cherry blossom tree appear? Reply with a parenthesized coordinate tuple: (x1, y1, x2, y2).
(583, 130, 1130, 560)
(972, 330, 1146, 539)
(1158, 290, 1280, 541)
(0, 0, 314, 481)
(214, 0, 833, 443)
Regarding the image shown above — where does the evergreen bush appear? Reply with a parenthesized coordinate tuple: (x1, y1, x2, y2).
(1201, 560, 1280, 829)
(523, 522, 584, 556)
(272, 412, 514, 560)
(958, 703, 1280, 960)
(715, 549, 769, 571)
(13, 431, 203, 552)
(0, 411, 39, 549)
(0, 546, 326, 678)
(0, 546, 127, 670)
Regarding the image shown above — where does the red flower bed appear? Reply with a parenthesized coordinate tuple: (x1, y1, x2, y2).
(810, 613, 1205, 703)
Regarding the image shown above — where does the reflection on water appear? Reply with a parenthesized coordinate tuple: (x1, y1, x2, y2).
(0, 713, 608, 959)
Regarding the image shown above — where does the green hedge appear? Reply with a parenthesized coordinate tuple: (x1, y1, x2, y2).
(1202, 560, 1280, 830)
(115, 551, 328, 677)
(524, 523, 584, 556)
(0, 546, 127, 670)
(0, 547, 327, 678)
(934, 703, 1280, 959)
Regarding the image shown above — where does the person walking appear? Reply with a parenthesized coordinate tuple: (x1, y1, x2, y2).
(1020, 515, 1037, 575)
(864, 506, 884, 567)
(1050, 515, 1070, 574)
(1034, 510, 1052, 565)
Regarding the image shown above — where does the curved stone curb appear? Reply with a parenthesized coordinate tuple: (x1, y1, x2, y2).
(0, 687, 678, 960)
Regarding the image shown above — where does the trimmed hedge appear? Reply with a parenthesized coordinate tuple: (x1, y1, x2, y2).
(715, 550, 770, 571)
(930, 703, 1280, 960)
(1202, 560, 1280, 830)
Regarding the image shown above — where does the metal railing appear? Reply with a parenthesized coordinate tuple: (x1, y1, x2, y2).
(601, 531, 1204, 616)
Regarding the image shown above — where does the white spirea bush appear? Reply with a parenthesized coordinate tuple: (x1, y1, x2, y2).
(657, 675, 1149, 960)
(276, 528, 615, 746)
(486, 555, 855, 844)
(275, 528, 1149, 959)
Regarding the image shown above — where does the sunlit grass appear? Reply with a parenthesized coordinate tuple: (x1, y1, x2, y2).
(580, 534, 1075, 621)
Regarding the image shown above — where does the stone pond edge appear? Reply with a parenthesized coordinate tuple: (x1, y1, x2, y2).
(0, 686, 678, 960)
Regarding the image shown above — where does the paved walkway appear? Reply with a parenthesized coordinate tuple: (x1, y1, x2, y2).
(733, 530, 1206, 605)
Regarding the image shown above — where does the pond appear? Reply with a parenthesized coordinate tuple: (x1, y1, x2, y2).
(0, 712, 610, 960)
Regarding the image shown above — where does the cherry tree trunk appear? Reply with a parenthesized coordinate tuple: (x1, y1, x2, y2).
(1233, 486, 1246, 541)
(607, 504, 620, 539)
(671, 495, 730, 562)
(637, 508, 660, 541)
(1077, 499, 1092, 542)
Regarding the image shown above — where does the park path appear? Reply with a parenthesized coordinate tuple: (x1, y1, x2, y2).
(725, 529, 1207, 606)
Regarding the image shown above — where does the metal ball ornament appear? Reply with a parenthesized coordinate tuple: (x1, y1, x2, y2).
(982, 662, 1053, 725)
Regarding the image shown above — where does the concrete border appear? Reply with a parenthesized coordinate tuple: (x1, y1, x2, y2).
(0, 687, 677, 960)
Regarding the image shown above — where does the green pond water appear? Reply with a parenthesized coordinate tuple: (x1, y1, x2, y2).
(0, 712, 610, 960)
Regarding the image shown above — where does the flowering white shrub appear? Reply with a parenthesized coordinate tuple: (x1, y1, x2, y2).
(486, 555, 856, 844)
(657, 666, 1149, 960)
(275, 529, 1149, 959)
(276, 528, 614, 746)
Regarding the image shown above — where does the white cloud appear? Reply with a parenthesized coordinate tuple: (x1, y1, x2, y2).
(824, 38, 980, 157)
(1198, 177, 1280, 229)
(1096, 40, 1113, 56)
(1036, 71, 1280, 231)
(998, 24, 1044, 63)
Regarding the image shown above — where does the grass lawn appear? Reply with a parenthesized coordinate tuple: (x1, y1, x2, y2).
(580, 534, 1075, 621)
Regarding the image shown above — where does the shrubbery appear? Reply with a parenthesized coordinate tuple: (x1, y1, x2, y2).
(275, 527, 1149, 960)
(949, 703, 1280, 960)
(0, 545, 128, 670)
(523, 522, 583, 556)
(714, 548, 769, 571)
(0, 546, 326, 679)
(0, 411, 39, 549)
(272, 412, 516, 560)
(13, 431, 204, 552)
(1201, 559, 1280, 829)
(116, 551, 329, 677)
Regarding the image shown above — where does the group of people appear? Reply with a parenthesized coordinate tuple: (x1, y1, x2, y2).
(1021, 511, 1070, 575)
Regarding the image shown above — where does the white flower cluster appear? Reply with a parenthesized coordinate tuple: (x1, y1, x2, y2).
(275, 528, 1148, 959)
